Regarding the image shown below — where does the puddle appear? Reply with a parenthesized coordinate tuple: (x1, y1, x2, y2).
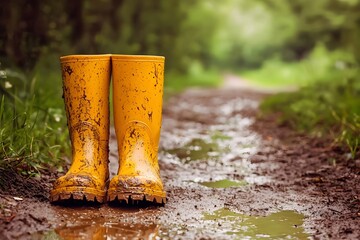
(166, 138, 229, 162)
(211, 131, 232, 141)
(203, 208, 309, 239)
(200, 179, 247, 188)
(32, 222, 160, 240)
(30, 206, 163, 240)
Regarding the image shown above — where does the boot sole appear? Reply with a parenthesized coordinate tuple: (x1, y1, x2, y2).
(107, 188, 166, 205)
(50, 186, 106, 203)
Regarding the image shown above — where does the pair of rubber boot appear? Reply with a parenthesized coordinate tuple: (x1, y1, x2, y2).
(50, 54, 166, 204)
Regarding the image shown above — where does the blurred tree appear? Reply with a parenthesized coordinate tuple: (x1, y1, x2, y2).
(284, 0, 360, 61)
(66, 0, 84, 47)
(0, 0, 49, 70)
(0, 0, 359, 72)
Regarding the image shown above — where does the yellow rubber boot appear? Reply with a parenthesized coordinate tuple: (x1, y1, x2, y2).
(50, 55, 111, 203)
(108, 55, 166, 204)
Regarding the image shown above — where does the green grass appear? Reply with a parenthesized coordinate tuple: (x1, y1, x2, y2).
(260, 76, 360, 159)
(243, 45, 359, 159)
(242, 44, 356, 88)
(0, 58, 69, 176)
(242, 59, 313, 87)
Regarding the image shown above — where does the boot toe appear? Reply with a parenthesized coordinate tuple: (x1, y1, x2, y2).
(51, 173, 107, 203)
(108, 175, 166, 203)
(53, 173, 101, 189)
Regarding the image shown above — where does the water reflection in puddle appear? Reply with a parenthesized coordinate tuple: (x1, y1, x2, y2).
(200, 179, 247, 188)
(30, 205, 163, 240)
(166, 138, 227, 162)
(32, 208, 308, 240)
(33, 222, 159, 240)
(203, 208, 309, 239)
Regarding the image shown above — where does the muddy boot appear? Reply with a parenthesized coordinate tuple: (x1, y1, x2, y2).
(50, 55, 111, 203)
(108, 55, 166, 204)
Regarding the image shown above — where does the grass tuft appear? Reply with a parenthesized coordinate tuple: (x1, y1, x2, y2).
(0, 62, 69, 177)
(260, 76, 360, 159)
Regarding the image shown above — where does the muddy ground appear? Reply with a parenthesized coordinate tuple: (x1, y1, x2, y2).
(0, 83, 359, 239)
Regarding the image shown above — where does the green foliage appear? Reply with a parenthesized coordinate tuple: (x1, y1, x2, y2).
(0, 62, 69, 176)
(242, 44, 356, 87)
(209, 0, 297, 69)
(283, 0, 360, 60)
(261, 74, 360, 159)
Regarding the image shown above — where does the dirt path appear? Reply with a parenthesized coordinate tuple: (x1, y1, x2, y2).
(1, 83, 359, 239)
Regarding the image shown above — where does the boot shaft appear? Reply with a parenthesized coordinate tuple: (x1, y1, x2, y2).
(60, 54, 111, 138)
(109, 55, 166, 204)
(111, 55, 165, 148)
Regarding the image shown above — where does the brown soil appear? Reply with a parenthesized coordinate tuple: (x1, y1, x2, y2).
(0, 86, 359, 239)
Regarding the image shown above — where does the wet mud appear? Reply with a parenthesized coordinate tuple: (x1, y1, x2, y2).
(1, 86, 359, 239)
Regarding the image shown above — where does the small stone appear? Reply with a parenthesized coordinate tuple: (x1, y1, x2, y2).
(355, 160, 360, 168)
(13, 197, 23, 201)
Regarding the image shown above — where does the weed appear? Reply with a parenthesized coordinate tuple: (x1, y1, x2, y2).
(260, 76, 360, 159)
(0, 62, 69, 176)
(251, 44, 359, 159)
